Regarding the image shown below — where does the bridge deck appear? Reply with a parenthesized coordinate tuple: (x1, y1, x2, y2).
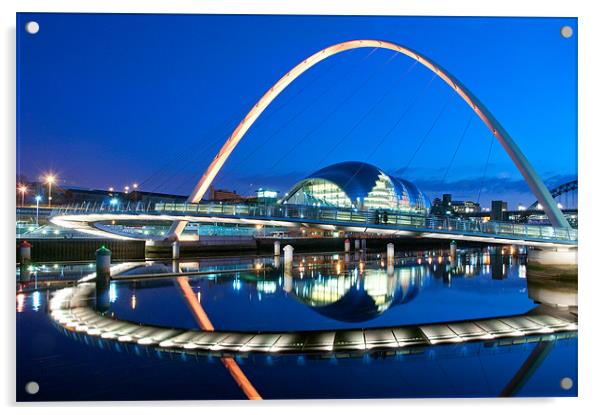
(50, 202, 578, 247)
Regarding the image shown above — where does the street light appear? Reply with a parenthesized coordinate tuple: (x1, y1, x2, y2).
(18, 184, 28, 206)
(132, 183, 138, 190)
(124, 185, 130, 194)
(35, 195, 42, 225)
(45, 174, 56, 207)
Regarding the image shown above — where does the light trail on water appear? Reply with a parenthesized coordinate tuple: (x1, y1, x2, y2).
(175, 276, 262, 400)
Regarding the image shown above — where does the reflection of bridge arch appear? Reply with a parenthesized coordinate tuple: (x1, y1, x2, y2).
(167, 39, 568, 236)
(528, 180, 577, 210)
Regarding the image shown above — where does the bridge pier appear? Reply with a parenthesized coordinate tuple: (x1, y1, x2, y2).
(354, 239, 360, 251)
(450, 240, 457, 259)
(283, 245, 294, 268)
(95, 246, 111, 313)
(172, 241, 180, 260)
(387, 243, 394, 264)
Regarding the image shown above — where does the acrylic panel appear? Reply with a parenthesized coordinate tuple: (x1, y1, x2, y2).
(16, 13, 577, 401)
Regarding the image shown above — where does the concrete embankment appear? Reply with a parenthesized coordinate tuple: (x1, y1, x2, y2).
(16, 238, 145, 262)
(147, 236, 488, 257)
(145, 236, 257, 258)
(17, 235, 490, 262)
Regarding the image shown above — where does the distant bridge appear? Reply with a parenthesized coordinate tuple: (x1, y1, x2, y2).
(50, 202, 577, 247)
(528, 180, 577, 210)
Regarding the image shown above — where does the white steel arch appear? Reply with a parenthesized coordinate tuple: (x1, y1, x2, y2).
(169, 39, 569, 238)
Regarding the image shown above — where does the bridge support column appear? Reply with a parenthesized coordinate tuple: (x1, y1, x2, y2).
(172, 241, 180, 260)
(95, 246, 111, 313)
(387, 243, 395, 264)
(283, 245, 294, 268)
(344, 238, 350, 253)
(361, 239, 367, 251)
(274, 240, 281, 256)
(354, 239, 360, 251)
(450, 240, 457, 259)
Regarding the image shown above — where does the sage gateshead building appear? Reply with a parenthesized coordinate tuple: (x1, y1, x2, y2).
(280, 161, 431, 215)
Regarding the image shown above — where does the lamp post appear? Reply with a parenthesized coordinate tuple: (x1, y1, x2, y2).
(18, 184, 27, 207)
(35, 195, 41, 226)
(45, 174, 55, 207)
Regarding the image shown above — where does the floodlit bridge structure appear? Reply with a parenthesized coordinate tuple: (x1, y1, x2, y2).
(167, 39, 570, 238)
(49, 39, 575, 246)
(50, 202, 577, 247)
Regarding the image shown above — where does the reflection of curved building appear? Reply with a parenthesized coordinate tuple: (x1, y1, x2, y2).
(292, 267, 423, 322)
(281, 161, 431, 214)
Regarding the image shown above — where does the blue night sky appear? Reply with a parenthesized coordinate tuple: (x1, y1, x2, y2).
(16, 13, 577, 208)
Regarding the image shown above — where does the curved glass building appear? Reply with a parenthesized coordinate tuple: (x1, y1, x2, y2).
(281, 161, 431, 215)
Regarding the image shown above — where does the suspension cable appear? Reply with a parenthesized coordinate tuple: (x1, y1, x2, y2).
(218, 48, 376, 182)
(266, 50, 401, 173)
(398, 90, 453, 177)
(338, 71, 437, 192)
(441, 112, 474, 183)
(476, 133, 495, 204)
(307, 55, 414, 172)
(138, 55, 346, 193)
(147, 126, 233, 193)
(138, 111, 245, 190)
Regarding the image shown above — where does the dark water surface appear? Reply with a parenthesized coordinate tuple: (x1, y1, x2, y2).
(16, 249, 578, 400)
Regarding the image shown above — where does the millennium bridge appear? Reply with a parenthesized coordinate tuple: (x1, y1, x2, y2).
(49, 201, 577, 247)
(41, 38, 578, 251)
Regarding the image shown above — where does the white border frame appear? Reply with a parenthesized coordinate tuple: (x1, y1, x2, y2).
(2, 1, 601, 413)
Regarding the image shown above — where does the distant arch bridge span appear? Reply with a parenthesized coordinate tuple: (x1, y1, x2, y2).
(169, 39, 570, 238)
(528, 180, 578, 210)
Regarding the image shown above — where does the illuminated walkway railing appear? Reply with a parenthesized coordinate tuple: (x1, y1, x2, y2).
(51, 201, 578, 243)
(153, 202, 578, 243)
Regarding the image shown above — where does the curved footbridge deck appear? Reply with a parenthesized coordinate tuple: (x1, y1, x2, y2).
(50, 283, 577, 356)
(50, 203, 578, 248)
